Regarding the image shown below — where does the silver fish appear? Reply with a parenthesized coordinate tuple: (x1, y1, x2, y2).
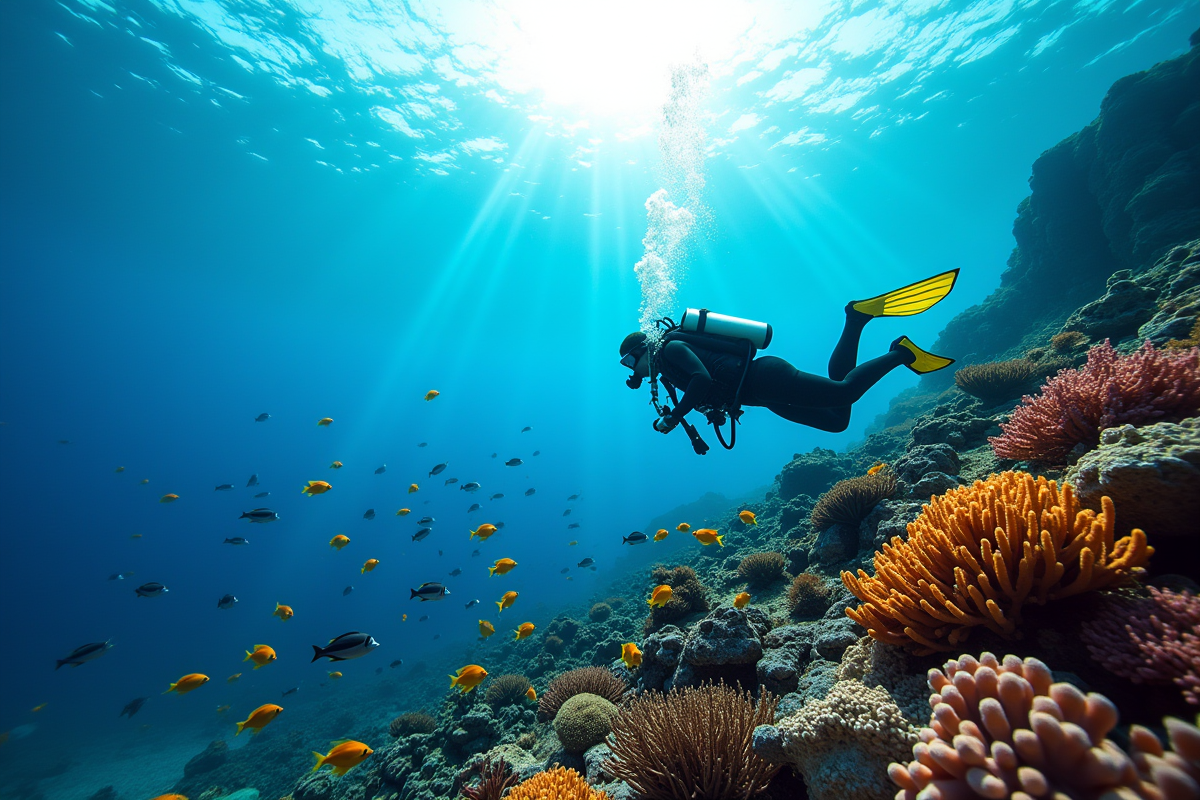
(504, 458, 522, 467)
(240, 508, 278, 523)
(215, 484, 234, 491)
(410, 582, 449, 601)
(223, 537, 250, 545)
(461, 482, 481, 493)
(418, 516, 435, 525)
(412, 528, 432, 542)
(56, 640, 113, 669)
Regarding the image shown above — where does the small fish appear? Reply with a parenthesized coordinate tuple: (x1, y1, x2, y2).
(216, 705, 231, 714)
(330, 534, 350, 550)
(160, 494, 179, 503)
(396, 508, 411, 516)
(228, 673, 242, 683)
(468, 503, 481, 513)
(135, 582, 168, 598)
(569, 540, 578, 546)
(514, 622, 535, 641)
(734, 592, 751, 609)
(504, 458, 522, 467)
(490, 493, 504, 500)
(470, 524, 497, 541)
(424, 390, 440, 401)
(362, 559, 379, 574)
(489, 558, 517, 577)
(622, 643, 642, 669)
(255, 413, 270, 422)
(449, 568, 462, 577)
(254, 491, 270, 498)
(402, 614, 407, 621)
(363, 509, 376, 520)
(215, 484, 234, 492)
(317, 417, 334, 426)
(418, 615, 429, 622)
(471, 549, 481, 557)
(496, 591, 518, 613)
(55, 640, 113, 669)
(692, 529, 724, 547)
(465, 599, 480, 609)
(375, 464, 387, 474)
(676, 523, 691, 532)
(560, 568, 569, 574)
(281, 686, 299, 697)
(526, 686, 537, 701)
(114, 466, 125, 473)
(330, 461, 344, 469)
(119, 697, 147, 718)
(412, 528, 432, 542)
(418, 442, 428, 447)
(343, 586, 354, 596)
(224, 537, 250, 546)
(648, 585, 673, 608)
(410, 582, 450, 601)
(444, 478, 458, 485)
(418, 516, 435, 525)
(108, 572, 124, 580)
(461, 482, 481, 493)
(577, 558, 594, 568)
(623, 531, 649, 545)
(532, 450, 540, 456)
(311, 632, 380, 662)
(491, 453, 497, 458)
(274, 603, 294, 621)
(164, 673, 209, 695)
(244, 644, 277, 669)
(312, 740, 374, 776)
(521, 426, 532, 433)
(235, 704, 283, 736)
(247, 474, 259, 487)
(568, 494, 580, 501)
(738, 510, 758, 526)
(32, 703, 48, 712)
(654, 529, 669, 542)
(449, 664, 488, 694)
(867, 462, 887, 476)
(217, 594, 238, 609)
(390, 659, 403, 668)
(328, 671, 343, 679)
(408, 483, 419, 494)
(568, 524, 582, 531)
(524, 488, 536, 496)
(303, 481, 332, 496)
(240, 508, 279, 523)
(430, 462, 448, 476)
(139, 479, 149, 485)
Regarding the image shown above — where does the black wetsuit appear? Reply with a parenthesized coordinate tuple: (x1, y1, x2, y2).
(656, 313, 908, 433)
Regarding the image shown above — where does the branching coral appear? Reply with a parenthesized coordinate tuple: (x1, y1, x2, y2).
(506, 768, 610, 800)
(811, 470, 898, 531)
(955, 358, 1046, 404)
(788, 572, 832, 619)
(644, 565, 711, 633)
(990, 340, 1200, 463)
(737, 552, 787, 585)
(841, 471, 1152, 654)
(888, 652, 1200, 800)
(605, 682, 779, 800)
(1081, 588, 1200, 706)
(485, 674, 532, 708)
(777, 679, 918, 800)
(537, 667, 631, 723)
(459, 756, 519, 800)
(389, 711, 436, 737)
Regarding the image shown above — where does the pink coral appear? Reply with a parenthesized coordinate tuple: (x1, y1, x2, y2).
(887, 652, 1200, 800)
(989, 340, 1200, 464)
(1081, 588, 1200, 707)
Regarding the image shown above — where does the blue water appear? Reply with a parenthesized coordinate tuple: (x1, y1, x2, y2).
(1, 0, 1196, 794)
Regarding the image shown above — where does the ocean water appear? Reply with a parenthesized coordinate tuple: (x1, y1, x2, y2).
(0, 0, 1196, 797)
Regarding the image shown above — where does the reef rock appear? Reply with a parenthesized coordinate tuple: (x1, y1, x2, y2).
(182, 740, 228, 779)
(671, 606, 770, 689)
(636, 624, 685, 693)
(1062, 270, 1160, 340)
(779, 448, 848, 502)
(1065, 418, 1200, 538)
(757, 625, 816, 695)
(910, 410, 995, 449)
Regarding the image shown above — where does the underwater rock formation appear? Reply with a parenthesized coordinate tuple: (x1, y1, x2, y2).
(778, 448, 849, 502)
(672, 606, 771, 689)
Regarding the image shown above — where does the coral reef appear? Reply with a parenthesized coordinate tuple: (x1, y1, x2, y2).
(673, 606, 772, 690)
(390, 712, 437, 738)
(588, 603, 612, 622)
(553, 693, 618, 753)
(507, 768, 610, 800)
(954, 358, 1047, 405)
(811, 471, 897, 531)
(842, 471, 1153, 653)
(605, 683, 779, 800)
(644, 565, 711, 633)
(1050, 330, 1088, 353)
(459, 756, 519, 800)
(536, 667, 631, 723)
(990, 340, 1200, 464)
(737, 552, 787, 586)
(779, 448, 851, 502)
(1081, 587, 1200, 706)
(788, 573, 832, 619)
(543, 634, 566, 655)
(485, 674, 533, 709)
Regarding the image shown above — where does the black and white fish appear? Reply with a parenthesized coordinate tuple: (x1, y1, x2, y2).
(567, 494, 580, 501)
(108, 572, 132, 581)
(444, 477, 458, 485)
(430, 462, 448, 476)
(567, 523, 580, 529)
(217, 593, 238, 609)
(246, 474, 259, 487)
(223, 537, 249, 546)
(281, 686, 300, 697)
(390, 659, 403, 668)
(363, 509, 376, 520)
(311, 631, 379, 662)
(56, 640, 113, 669)
(135, 582, 167, 598)
(417, 516, 435, 525)
(448, 568, 462, 577)
(471, 549, 481, 557)
(521, 426, 532, 433)
(577, 558, 595, 568)
(343, 586, 354, 596)
(560, 568, 569, 574)
(504, 458, 522, 467)
(254, 491, 270, 498)
(468, 503, 481, 513)
(490, 493, 504, 500)
(417, 442, 427, 447)
(255, 413, 270, 422)
(410, 582, 449, 601)
(460, 482, 481, 493)
(563, 509, 571, 516)
(375, 464, 387, 474)
(215, 484, 234, 491)
(418, 615, 429, 622)
(623, 531, 649, 545)
(239, 508, 279, 523)
(495, 522, 505, 529)
(464, 599, 480, 609)
(412, 528, 432, 542)
(119, 697, 147, 718)
(524, 488, 536, 496)
(490, 453, 497, 458)
(532, 450, 540, 456)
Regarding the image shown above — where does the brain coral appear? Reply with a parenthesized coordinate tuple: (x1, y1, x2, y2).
(777, 679, 918, 800)
(537, 666, 631, 723)
(553, 692, 617, 753)
(841, 471, 1151, 654)
(506, 767, 610, 800)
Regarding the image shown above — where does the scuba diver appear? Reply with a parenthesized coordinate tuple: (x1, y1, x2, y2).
(619, 270, 959, 454)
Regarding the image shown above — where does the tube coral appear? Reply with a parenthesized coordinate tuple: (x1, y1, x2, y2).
(841, 471, 1152, 654)
(990, 340, 1200, 464)
(506, 767, 610, 800)
(1081, 588, 1200, 707)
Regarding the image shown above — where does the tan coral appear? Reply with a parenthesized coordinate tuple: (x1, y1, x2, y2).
(841, 471, 1152, 654)
(506, 767, 610, 800)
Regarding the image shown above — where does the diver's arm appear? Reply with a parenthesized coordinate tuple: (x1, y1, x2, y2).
(661, 341, 713, 422)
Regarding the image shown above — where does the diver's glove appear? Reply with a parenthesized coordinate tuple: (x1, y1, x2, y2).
(653, 415, 680, 434)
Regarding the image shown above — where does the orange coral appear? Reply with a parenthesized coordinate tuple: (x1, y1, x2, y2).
(506, 767, 610, 800)
(841, 471, 1152, 654)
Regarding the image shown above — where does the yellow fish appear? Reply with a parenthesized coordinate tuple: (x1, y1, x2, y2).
(621, 643, 642, 669)
(733, 592, 751, 609)
(648, 585, 673, 608)
(692, 529, 724, 547)
(227, 673, 242, 683)
(568, 540, 577, 546)
(489, 558, 517, 577)
(164, 673, 209, 695)
(449, 665, 488, 694)
(160, 494, 179, 503)
(330, 534, 350, 550)
(328, 671, 343, 680)
(317, 417, 334, 426)
(424, 390, 440, 401)
(514, 622, 535, 641)
(330, 461, 344, 469)
(654, 529, 669, 541)
(470, 524, 497, 541)
(396, 508, 411, 516)
(496, 591, 518, 613)
(139, 479, 150, 484)
(244, 644, 277, 669)
(274, 603, 294, 621)
(130, 534, 143, 539)
(402, 614, 408, 622)
(115, 466, 125, 473)
(31, 703, 47, 713)
(479, 620, 495, 639)
(235, 704, 282, 736)
(738, 510, 757, 526)
(408, 484, 419, 494)
(525, 686, 537, 702)
(303, 480, 332, 496)
(867, 462, 887, 475)
(362, 559, 379, 574)
(312, 740, 374, 776)
(676, 523, 690, 532)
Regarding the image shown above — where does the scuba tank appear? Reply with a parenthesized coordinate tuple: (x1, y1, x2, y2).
(679, 308, 772, 350)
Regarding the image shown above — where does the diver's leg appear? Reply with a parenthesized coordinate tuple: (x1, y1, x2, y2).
(828, 305, 872, 380)
(744, 351, 911, 410)
(764, 403, 852, 433)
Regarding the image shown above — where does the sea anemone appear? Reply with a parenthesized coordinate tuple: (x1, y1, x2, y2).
(537, 666, 631, 723)
(811, 470, 897, 532)
(588, 602, 612, 622)
(954, 358, 1047, 404)
(542, 634, 565, 655)
(389, 711, 436, 738)
(788, 572, 832, 619)
(484, 674, 532, 708)
(737, 552, 787, 586)
(1050, 330, 1088, 352)
(644, 565, 711, 634)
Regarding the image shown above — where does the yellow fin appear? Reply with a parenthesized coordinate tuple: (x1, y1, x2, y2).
(851, 269, 959, 318)
(311, 752, 325, 772)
